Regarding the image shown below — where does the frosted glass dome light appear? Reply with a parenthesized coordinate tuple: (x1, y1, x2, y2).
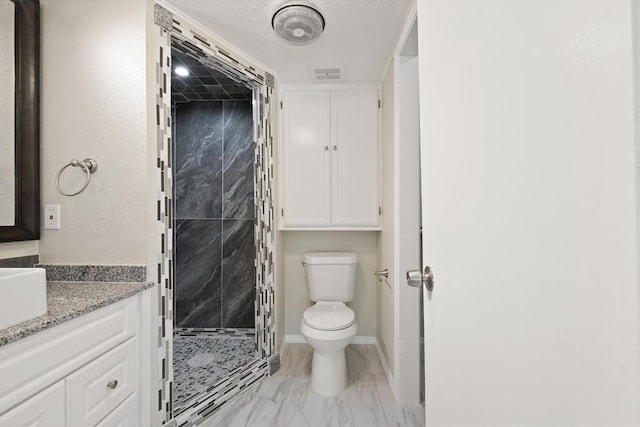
(272, 3, 325, 46)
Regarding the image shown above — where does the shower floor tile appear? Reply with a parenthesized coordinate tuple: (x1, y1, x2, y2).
(174, 332, 255, 403)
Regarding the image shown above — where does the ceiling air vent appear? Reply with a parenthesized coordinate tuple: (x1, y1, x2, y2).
(311, 67, 343, 82)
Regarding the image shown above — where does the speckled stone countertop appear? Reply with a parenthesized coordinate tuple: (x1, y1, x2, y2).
(0, 281, 154, 347)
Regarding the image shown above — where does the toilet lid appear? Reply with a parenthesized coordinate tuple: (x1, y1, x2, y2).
(303, 302, 356, 331)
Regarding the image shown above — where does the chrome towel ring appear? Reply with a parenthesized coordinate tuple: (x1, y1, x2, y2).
(55, 158, 98, 196)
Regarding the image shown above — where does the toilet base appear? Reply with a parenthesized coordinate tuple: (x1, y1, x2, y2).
(300, 321, 357, 396)
(310, 349, 347, 396)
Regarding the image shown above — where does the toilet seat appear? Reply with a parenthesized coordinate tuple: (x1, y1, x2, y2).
(303, 302, 355, 331)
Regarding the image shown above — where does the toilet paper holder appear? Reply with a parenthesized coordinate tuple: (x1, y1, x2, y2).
(374, 268, 388, 281)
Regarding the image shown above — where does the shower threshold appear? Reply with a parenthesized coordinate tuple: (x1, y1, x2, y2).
(173, 328, 255, 404)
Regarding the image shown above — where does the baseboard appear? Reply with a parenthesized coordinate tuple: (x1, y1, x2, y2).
(283, 335, 377, 345)
(283, 334, 307, 343)
(351, 336, 377, 345)
(375, 339, 397, 399)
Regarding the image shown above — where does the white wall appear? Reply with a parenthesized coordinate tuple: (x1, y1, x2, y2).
(377, 63, 395, 373)
(38, 0, 149, 265)
(284, 231, 378, 337)
(418, 0, 639, 424)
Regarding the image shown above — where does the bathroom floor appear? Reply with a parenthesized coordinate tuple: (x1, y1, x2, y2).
(173, 329, 255, 403)
(198, 343, 425, 427)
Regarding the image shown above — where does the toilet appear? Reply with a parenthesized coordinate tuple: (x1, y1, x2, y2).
(300, 251, 358, 396)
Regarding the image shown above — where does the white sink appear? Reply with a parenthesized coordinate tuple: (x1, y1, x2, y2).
(0, 268, 47, 329)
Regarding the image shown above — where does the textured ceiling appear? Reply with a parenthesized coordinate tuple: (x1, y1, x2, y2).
(166, 0, 412, 83)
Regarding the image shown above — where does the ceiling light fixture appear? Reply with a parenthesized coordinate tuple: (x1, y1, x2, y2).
(272, 2, 325, 46)
(174, 66, 189, 77)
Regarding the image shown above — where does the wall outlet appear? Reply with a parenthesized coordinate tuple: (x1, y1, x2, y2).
(44, 204, 61, 230)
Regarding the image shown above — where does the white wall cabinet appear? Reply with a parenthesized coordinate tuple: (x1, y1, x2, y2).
(0, 292, 151, 427)
(281, 87, 380, 229)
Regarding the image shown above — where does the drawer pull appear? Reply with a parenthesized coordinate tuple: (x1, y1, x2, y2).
(106, 380, 118, 390)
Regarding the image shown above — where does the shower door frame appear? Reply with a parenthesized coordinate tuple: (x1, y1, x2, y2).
(151, 4, 277, 426)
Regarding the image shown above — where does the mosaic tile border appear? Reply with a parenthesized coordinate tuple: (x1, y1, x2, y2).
(35, 264, 147, 282)
(153, 3, 277, 426)
(174, 358, 268, 426)
(175, 327, 255, 338)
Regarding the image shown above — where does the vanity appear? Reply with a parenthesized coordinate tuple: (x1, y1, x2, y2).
(0, 280, 153, 427)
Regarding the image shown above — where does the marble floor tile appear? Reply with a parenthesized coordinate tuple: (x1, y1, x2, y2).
(197, 344, 425, 427)
(174, 333, 255, 404)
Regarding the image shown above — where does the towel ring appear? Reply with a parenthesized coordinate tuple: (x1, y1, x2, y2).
(55, 158, 98, 196)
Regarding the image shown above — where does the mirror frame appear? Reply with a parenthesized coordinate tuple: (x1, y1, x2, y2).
(0, 0, 40, 242)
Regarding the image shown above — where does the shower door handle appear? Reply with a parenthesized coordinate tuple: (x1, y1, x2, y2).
(406, 266, 434, 291)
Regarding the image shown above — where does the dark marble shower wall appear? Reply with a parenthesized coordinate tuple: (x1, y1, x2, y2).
(174, 100, 255, 329)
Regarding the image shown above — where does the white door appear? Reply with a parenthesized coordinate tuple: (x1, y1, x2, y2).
(418, 1, 638, 425)
(395, 17, 422, 404)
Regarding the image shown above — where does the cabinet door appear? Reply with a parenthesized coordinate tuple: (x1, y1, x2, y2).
(282, 90, 331, 226)
(331, 89, 380, 226)
(0, 381, 65, 427)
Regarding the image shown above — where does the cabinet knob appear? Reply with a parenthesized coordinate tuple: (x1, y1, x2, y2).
(332, 145, 337, 150)
(106, 380, 118, 390)
(323, 146, 329, 151)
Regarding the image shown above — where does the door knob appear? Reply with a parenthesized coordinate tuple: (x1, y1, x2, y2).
(406, 266, 434, 291)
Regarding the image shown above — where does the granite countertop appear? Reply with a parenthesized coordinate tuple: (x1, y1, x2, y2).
(0, 281, 154, 347)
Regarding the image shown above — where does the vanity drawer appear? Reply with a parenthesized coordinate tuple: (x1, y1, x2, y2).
(0, 381, 65, 427)
(66, 338, 137, 427)
(0, 298, 137, 412)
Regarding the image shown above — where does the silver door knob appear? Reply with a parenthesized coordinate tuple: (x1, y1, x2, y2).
(406, 266, 434, 291)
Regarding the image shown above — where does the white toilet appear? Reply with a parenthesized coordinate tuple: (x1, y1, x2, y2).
(300, 251, 358, 396)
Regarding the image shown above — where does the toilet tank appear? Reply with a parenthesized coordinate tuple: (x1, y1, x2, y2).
(304, 252, 358, 302)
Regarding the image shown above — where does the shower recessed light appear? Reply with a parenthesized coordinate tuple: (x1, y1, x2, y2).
(174, 66, 189, 77)
(272, 2, 325, 46)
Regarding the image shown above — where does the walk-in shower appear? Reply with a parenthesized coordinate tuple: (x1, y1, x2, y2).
(171, 43, 256, 405)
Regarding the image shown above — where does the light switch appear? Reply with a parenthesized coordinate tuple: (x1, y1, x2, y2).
(44, 204, 60, 230)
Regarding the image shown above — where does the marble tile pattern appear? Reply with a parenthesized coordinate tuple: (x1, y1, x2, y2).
(174, 99, 255, 329)
(173, 333, 255, 403)
(198, 344, 426, 427)
(175, 358, 268, 426)
(35, 264, 146, 282)
(0, 255, 39, 268)
(0, 281, 154, 346)
(175, 219, 222, 327)
(222, 219, 255, 327)
(222, 101, 255, 219)
(174, 102, 223, 219)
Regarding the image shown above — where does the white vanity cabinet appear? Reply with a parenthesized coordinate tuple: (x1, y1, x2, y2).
(0, 291, 151, 427)
(280, 87, 380, 229)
